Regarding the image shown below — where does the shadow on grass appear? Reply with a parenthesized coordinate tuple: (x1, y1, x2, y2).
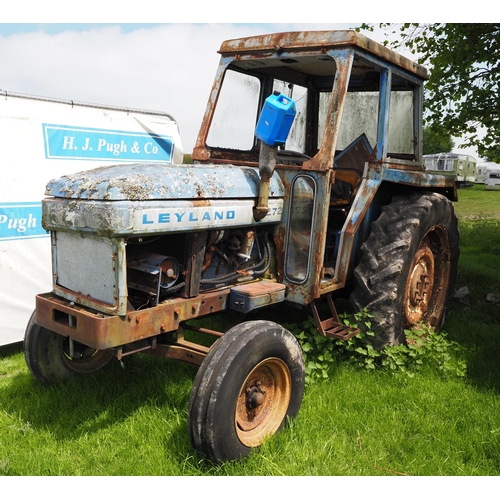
(444, 303, 500, 394)
(440, 218, 500, 393)
(3, 350, 198, 445)
(0, 341, 23, 358)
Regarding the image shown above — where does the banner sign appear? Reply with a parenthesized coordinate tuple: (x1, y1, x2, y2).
(0, 202, 46, 241)
(43, 123, 175, 162)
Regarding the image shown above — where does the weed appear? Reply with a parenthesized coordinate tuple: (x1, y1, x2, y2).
(291, 310, 467, 383)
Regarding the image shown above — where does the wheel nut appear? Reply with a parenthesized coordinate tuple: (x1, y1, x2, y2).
(246, 386, 265, 409)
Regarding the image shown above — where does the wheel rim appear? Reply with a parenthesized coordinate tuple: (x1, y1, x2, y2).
(60, 336, 112, 374)
(235, 357, 291, 448)
(404, 241, 435, 325)
(62, 337, 99, 362)
(403, 226, 451, 328)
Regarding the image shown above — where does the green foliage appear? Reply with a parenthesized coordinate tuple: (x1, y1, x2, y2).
(289, 316, 343, 382)
(423, 124, 455, 155)
(292, 310, 467, 383)
(359, 23, 500, 162)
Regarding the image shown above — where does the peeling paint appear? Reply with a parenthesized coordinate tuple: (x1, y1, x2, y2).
(45, 163, 285, 201)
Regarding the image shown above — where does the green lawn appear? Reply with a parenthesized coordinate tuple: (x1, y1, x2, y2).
(1, 184, 500, 477)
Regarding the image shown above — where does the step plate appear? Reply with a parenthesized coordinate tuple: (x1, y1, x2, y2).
(320, 318, 360, 340)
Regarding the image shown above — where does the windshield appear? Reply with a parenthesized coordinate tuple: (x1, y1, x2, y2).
(203, 51, 420, 164)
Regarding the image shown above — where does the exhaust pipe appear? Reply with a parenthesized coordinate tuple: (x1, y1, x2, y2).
(253, 142, 278, 221)
(253, 92, 296, 222)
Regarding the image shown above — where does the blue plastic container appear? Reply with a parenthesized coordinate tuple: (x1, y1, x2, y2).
(255, 92, 296, 146)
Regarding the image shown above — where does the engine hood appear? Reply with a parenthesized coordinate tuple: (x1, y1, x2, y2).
(44, 163, 285, 201)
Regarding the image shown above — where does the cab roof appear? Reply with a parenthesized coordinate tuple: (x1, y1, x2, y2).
(219, 30, 428, 80)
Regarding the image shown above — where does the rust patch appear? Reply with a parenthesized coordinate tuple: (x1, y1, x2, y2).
(35, 289, 231, 350)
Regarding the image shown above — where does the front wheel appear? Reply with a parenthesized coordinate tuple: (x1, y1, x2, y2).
(350, 191, 460, 348)
(188, 320, 305, 463)
(24, 311, 114, 385)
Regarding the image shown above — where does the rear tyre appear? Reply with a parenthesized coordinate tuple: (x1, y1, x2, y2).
(24, 311, 114, 385)
(188, 320, 305, 463)
(350, 191, 459, 348)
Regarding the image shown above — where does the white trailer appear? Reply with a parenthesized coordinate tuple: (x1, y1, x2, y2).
(484, 164, 500, 191)
(0, 90, 183, 346)
(475, 165, 487, 183)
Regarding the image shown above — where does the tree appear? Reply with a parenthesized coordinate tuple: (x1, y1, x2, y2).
(360, 24, 500, 163)
(423, 124, 455, 155)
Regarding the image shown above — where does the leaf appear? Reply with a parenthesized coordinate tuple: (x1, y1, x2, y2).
(301, 342, 313, 353)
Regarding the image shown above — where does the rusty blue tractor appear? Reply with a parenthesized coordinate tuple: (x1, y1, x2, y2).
(25, 30, 459, 463)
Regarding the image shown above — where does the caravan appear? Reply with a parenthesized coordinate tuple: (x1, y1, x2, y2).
(484, 164, 500, 190)
(423, 153, 477, 188)
(475, 164, 487, 183)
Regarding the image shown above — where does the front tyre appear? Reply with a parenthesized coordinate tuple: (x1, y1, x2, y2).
(188, 320, 305, 463)
(24, 311, 114, 385)
(350, 191, 459, 348)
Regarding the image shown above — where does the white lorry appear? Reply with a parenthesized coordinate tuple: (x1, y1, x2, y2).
(0, 90, 183, 345)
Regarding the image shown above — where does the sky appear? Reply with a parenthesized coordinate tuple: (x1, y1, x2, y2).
(0, 22, 357, 153)
(0, 2, 488, 159)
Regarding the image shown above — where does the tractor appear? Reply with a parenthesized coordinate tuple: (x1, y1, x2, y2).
(24, 30, 459, 463)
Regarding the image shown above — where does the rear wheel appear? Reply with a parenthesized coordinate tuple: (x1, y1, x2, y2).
(188, 320, 305, 463)
(351, 191, 459, 348)
(24, 311, 114, 384)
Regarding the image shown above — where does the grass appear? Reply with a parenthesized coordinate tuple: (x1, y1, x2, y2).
(1, 184, 500, 477)
(453, 185, 500, 220)
(443, 185, 500, 398)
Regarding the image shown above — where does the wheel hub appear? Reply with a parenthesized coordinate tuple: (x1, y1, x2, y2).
(404, 241, 435, 325)
(235, 358, 291, 448)
(245, 384, 266, 410)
